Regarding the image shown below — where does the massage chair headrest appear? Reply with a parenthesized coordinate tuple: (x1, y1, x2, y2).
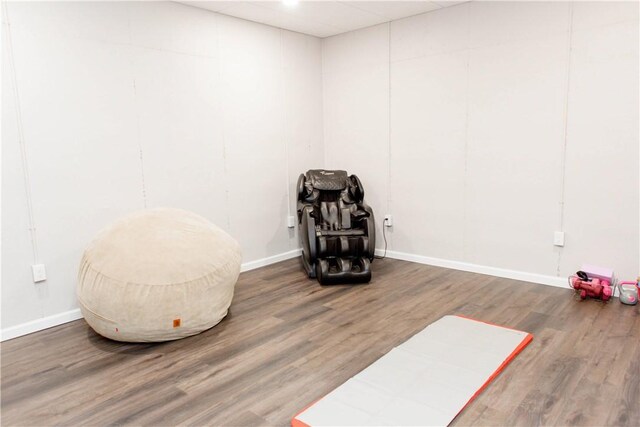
(298, 169, 364, 204)
(306, 169, 349, 190)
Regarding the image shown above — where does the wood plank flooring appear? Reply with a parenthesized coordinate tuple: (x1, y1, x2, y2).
(2, 258, 639, 426)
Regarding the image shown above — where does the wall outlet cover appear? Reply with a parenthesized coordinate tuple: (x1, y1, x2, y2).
(384, 214, 393, 227)
(287, 215, 296, 228)
(554, 231, 565, 247)
(32, 264, 47, 283)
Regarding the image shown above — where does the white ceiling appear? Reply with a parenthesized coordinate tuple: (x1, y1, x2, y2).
(177, 1, 468, 38)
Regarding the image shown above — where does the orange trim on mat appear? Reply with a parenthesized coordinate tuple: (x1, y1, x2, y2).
(453, 315, 534, 416)
(291, 416, 310, 427)
(291, 399, 318, 427)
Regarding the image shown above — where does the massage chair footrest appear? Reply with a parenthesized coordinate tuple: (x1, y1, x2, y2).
(316, 257, 371, 285)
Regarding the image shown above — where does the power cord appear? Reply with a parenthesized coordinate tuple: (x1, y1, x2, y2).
(374, 217, 389, 260)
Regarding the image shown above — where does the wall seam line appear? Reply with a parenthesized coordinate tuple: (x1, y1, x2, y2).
(321, 39, 329, 170)
(280, 29, 293, 250)
(557, 3, 574, 276)
(280, 30, 291, 218)
(3, 1, 46, 319)
(386, 21, 392, 251)
(462, 4, 471, 263)
(3, 2, 40, 265)
(132, 78, 148, 208)
(127, 6, 147, 208)
(215, 14, 232, 232)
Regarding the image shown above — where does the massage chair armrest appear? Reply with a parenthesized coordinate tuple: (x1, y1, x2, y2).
(350, 202, 373, 220)
(297, 200, 309, 222)
(357, 203, 376, 260)
(351, 210, 369, 220)
(299, 205, 317, 262)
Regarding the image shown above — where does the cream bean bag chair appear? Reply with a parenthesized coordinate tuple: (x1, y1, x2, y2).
(77, 208, 242, 342)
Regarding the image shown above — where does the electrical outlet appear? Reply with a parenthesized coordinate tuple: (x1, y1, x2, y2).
(32, 264, 47, 283)
(287, 215, 296, 228)
(554, 231, 565, 247)
(384, 214, 393, 227)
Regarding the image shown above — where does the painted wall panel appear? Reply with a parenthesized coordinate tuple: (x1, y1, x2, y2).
(217, 15, 290, 261)
(571, 0, 638, 32)
(132, 47, 228, 226)
(8, 28, 144, 317)
(560, 15, 639, 279)
(5, 0, 131, 45)
(464, 36, 567, 274)
(390, 51, 468, 260)
(467, 1, 571, 49)
(1, 30, 44, 326)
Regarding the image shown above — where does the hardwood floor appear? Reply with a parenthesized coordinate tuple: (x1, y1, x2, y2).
(2, 258, 639, 426)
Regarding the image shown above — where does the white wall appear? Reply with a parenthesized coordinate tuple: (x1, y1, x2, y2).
(323, 1, 639, 280)
(2, 1, 323, 331)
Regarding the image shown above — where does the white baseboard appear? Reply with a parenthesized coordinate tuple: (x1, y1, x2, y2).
(375, 249, 568, 289)
(0, 308, 83, 342)
(1, 248, 303, 342)
(240, 248, 301, 272)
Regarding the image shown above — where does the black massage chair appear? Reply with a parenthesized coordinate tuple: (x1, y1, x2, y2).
(297, 169, 375, 285)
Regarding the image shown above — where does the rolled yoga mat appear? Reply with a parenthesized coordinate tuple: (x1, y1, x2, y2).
(292, 315, 533, 427)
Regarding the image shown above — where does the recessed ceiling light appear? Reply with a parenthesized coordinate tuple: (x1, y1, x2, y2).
(283, 0, 299, 6)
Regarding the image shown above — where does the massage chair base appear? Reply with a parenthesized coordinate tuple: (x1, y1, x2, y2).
(302, 253, 371, 285)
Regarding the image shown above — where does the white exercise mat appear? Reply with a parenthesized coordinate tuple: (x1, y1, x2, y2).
(292, 315, 532, 427)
